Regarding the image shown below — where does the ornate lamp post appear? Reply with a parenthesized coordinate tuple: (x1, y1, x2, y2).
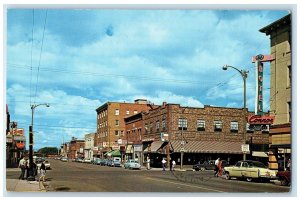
(223, 65, 248, 160)
(27, 103, 49, 181)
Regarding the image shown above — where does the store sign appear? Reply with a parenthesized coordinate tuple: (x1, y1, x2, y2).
(248, 115, 275, 125)
(241, 144, 250, 153)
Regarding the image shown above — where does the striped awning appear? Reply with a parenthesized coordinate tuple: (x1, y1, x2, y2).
(144, 141, 164, 153)
(170, 140, 243, 154)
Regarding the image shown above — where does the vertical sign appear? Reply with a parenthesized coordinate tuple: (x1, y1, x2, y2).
(256, 61, 264, 115)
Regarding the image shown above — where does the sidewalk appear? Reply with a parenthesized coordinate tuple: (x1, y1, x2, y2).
(5, 168, 46, 192)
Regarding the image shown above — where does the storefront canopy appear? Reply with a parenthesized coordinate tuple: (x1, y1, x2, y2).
(104, 150, 121, 157)
(170, 140, 244, 154)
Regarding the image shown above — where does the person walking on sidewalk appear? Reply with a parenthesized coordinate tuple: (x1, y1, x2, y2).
(172, 160, 176, 171)
(18, 157, 26, 180)
(214, 158, 220, 177)
(162, 158, 166, 171)
(146, 156, 150, 170)
(39, 161, 46, 190)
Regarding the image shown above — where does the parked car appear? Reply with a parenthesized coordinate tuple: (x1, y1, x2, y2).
(192, 160, 215, 171)
(224, 160, 277, 182)
(277, 170, 291, 186)
(83, 158, 92, 163)
(99, 159, 108, 166)
(61, 157, 68, 162)
(112, 157, 121, 167)
(107, 159, 114, 166)
(124, 159, 141, 170)
(36, 160, 51, 170)
(92, 158, 101, 165)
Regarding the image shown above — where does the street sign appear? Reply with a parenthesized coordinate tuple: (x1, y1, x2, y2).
(180, 148, 185, 152)
(241, 144, 249, 153)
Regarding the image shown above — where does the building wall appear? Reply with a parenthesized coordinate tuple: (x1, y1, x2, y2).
(269, 24, 291, 125)
(95, 100, 155, 151)
(143, 104, 269, 145)
(68, 139, 85, 159)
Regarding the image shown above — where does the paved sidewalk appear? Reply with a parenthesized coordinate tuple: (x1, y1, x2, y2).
(5, 168, 47, 193)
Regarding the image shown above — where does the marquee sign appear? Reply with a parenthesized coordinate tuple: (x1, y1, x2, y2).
(248, 115, 275, 125)
(252, 54, 274, 116)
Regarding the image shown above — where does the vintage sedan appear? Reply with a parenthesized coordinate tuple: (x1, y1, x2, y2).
(124, 159, 141, 170)
(277, 170, 291, 186)
(224, 160, 277, 182)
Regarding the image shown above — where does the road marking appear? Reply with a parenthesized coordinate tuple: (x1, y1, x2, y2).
(145, 177, 225, 192)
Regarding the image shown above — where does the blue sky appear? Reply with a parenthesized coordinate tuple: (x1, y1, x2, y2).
(5, 8, 289, 150)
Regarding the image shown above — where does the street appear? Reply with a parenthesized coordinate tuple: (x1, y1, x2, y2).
(6, 159, 290, 193)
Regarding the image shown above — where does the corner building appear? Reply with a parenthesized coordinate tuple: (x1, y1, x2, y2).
(259, 14, 291, 170)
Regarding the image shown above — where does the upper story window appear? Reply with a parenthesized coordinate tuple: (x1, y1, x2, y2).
(134, 110, 138, 114)
(197, 119, 205, 131)
(162, 119, 166, 131)
(145, 123, 148, 134)
(115, 120, 119, 126)
(126, 110, 130, 115)
(214, 120, 222, 132)
(230, 121, 238, 133)
(247, 123, 254, 133)
(120, 130, 124, 137)
(178, 118, 187, 130)
(149, 122, 153, 132)
(115, 130, 119, 136)
(156, 121, 160, 132)
(115, 109, 119, 115)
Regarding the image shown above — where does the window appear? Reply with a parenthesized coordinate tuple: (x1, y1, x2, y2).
(115, 120, 119, 126)
(115, 130, 119, 136)
(134, 110, 138, 114)
(149, 122, 153, 132)
(214, 120, 222, 131)
(120, 130, 124, 137)
(178, 118, 187, 130)
(162, 119, 166, 131)
(115, 109, 119, 115)
(288, 65, 291, 88)
(197, 119, 205, 131)
(145, 123, 148, 134)
(156, 121, 160, 132)
(247, 123, 254, 133)
(288, 102, 291, 122)
(126, 110, 130, 115)
(230, 121, 238, 133)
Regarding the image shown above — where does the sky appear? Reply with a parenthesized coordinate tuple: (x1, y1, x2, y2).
(5, 7, 290, 150)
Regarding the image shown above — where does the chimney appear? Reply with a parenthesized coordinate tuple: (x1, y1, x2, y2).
(162, 102, 167, 107)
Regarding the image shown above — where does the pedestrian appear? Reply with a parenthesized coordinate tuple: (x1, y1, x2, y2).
(286, 158, 291, 171)
(217, 159, 223, 177)
(18, 157, 26, 180)
(146, 156, 150, 170)
(162, 158, 166, 171)
(169, 159, 172, 171)
(39, 161, 46, 190)
(25, 158, 30, 179)
(172, 160, 176, 171)
(214, 158, 220, 177)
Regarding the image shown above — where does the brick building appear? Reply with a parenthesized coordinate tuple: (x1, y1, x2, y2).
(259, 14, 291, 170)
(125, 103, 269, 167)
(68, 137, 85, 159)
(95, 99, 157, 159)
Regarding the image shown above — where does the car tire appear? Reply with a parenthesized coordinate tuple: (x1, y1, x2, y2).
(246, 177, 253, 182)
(280, 178, 289, 186)
(200, 167, 205, 171)
(225, 172, 231, 180)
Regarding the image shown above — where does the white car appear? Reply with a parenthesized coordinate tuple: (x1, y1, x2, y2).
(224, 160, 277, 182)
(83, 158, 92, 163)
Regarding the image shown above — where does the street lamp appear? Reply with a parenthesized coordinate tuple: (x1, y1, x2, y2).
(180, 107, 188, 169)
(222, 65, 248, 161)
(27, 103, 49, 181)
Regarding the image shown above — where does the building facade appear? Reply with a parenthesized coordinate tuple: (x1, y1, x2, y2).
(95, 99, 156, 158)
(68, 137, 85, 159)
(84, 133, 95, 160)
(125, 103, 269, 167)
(259, 14, 291, 170)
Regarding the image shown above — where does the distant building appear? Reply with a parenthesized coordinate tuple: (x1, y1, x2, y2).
(68, 137, 85, 159)
(259, 14, 291, 170)
(95, 99, 157, 160)
(84, 133, 95, 160)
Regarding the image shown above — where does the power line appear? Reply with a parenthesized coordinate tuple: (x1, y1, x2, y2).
(34, 9, 48, 104)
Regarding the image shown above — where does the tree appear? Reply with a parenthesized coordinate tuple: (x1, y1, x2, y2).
(37, 147, 58, 156)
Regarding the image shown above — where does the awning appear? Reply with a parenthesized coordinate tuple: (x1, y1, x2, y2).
(170, 140, 243, 154)
(252, 151, 268, 158)
(125, 145, 133, 154)
(144, 141, 165, 153)
(104, 150, 121, 157)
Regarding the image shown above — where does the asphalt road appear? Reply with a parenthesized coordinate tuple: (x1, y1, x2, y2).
(7, 159, 291, 193)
